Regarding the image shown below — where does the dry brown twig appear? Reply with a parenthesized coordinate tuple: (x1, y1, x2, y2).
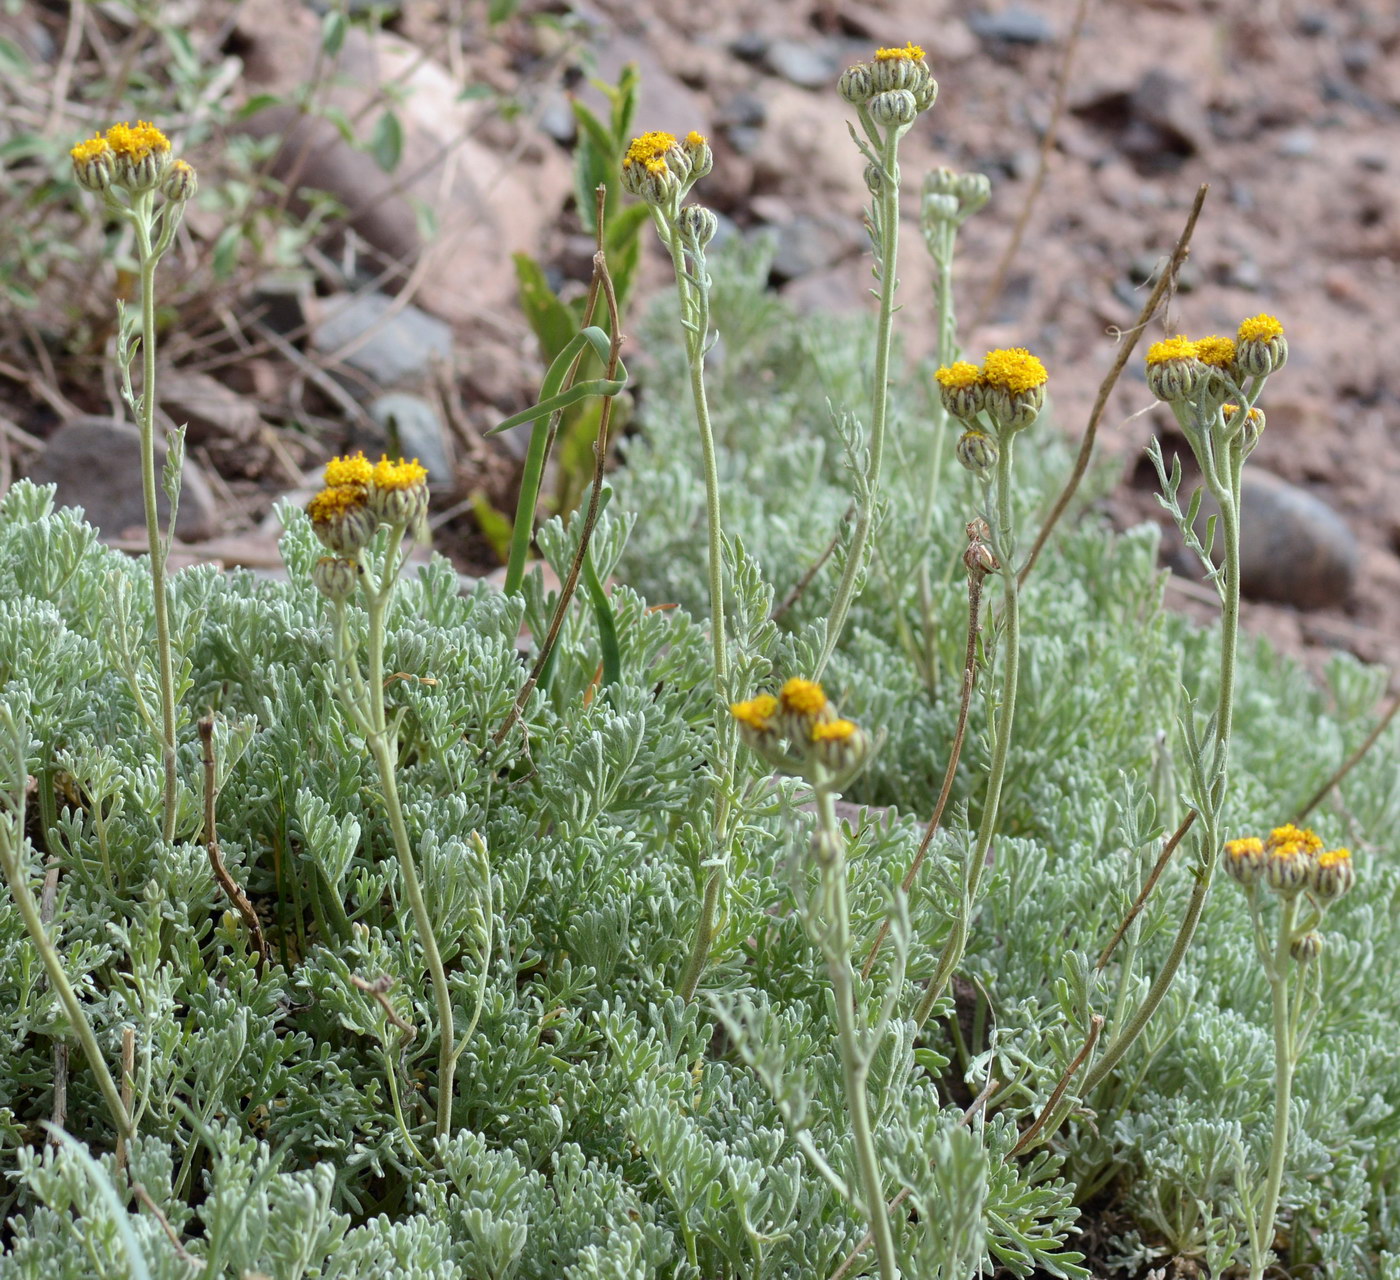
(198, 716, 268, 972)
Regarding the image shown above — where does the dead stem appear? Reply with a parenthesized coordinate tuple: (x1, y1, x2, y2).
(198, 716, 268, 972)
(1096, 809, 1198, 971)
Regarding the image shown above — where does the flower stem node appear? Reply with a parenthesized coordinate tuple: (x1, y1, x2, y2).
(70, 136, 114, 193)
(1309, 846, 1355, 904)
(1235, 314, 1288, 378)
(308, 485, 375, 556)
(677, 204, 719, 250)
(312, 556, 361, 603)
(1289, 930, 1323, 964)
(867, 89, 919, 129)
(1224, 836, 1268, 889)
(160, 159, 198, 204)
(1145, 336, 1203, 402)
(955, 429, 998, 478)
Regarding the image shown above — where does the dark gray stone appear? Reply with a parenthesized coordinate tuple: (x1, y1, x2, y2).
(969, 6, 1055, 45)
(763, 40, 841, 90)
(367, 393, 453, 485)
(29, 417, 220, 542)
(310, 291, 453, 388)
(160, 370, 264, 446)
(761, 213, 865, 283)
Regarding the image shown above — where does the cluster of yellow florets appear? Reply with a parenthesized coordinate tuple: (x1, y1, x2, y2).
(936, 347, 1048, 443)
(620, 129, 712, 205)
(70, 120, 193, 199)
(839, 38, 938, 117)
(1145, 315, 1288, 401)
(730, 678, 872, 784)
(1225, 823, 1354, 904)
(306, 452, 430, 594)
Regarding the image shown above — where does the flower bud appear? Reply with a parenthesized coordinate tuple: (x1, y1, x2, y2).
(1223, 836, 1268, 889)
(982, 347, 1048, 434)
(808, 717, 873, 784)
(1192, 334, 1239, 404)
(307, 485, 375, 555)
(1309, 847, 1355, 905)
(956, 429, 998, 478)
(1144, 336, 1204, 402)
(923, 192, 960, 226)
(1262, 824, 1323, 897)
(838, 63, 874, 105)
(730, 694, 780, 757)
(367, 456, 429, 529)
(1235, 314, 1287, 378)
(870, 43, 936, 111)
(963, 535, 999, 578)
(312, 555, 361, 603)
(935, 361, 986, 422)
(161, 159, 198, 203)
(681, 130, 712, 182)
(105, 120, 172, 192)
(953, 172, 992, 216)
(867, 90, 918, 128)
(1222, 403, 1265, 450)
(864, 162, 888, 198)
(70, 136, 114, 193)
(776, 677, 836, 745)
(1290, 930, 1323, 964)
(677, 203, 718, 249)
(621, 130, 686, 205)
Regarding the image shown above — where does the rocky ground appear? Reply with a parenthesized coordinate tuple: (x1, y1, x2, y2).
(6, 0, 1399, 690)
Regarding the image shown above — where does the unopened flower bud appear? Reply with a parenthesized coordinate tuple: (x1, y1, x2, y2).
(923, 192, 960, 226)
(838, 63, 874, 105)
(1222, 403, 1265, 449)
(1290, 930, 1323, 964)
(954, 172, 991, 216)
(864, 162, 888, 197)
(681, 130, 712, 182)
(161, 159, 198, 203)
(677, 203, 718, 249)
(867, 90, 918, 128)
(312, 555, 361, 602)
(956, 429, 998, 478)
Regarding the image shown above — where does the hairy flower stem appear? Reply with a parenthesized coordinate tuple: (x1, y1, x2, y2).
(131, 196, 181, 844)
(816, 130, 902, 679)
(335, 535, 457, 1139)
(1083, 461, 1243, 1093)
(814, 786, 900, 1280)
(655, 213, 737, 1002)
(915, 439, 1021, 1028)
(0, 708, 135, 1146)
(1250, 893, 1300, 1280)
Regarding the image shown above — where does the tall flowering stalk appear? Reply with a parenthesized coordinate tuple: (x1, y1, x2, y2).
(817, 43, 938, 677)
(71, 124, 198, 844)
(621, 129, 736, 1000)
(304, 453, 462, 1140)
(914, 348, 1047, 1027)
(1223, 825, 1356, 1278)
(1082, 316, 1288, 1091)
(730, 682, 899, 1279)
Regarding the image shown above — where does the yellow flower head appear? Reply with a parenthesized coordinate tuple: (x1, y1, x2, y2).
(70, 135, 109, 164)
(1237, 313, 1284, 343)
(779, 678, 828, 716)
(372, 455, 428, 491)
(935, 361, 985, 389)
(685, 130, 707, 147)
(982, 347, 1048, 394)
(1318, 847, 1351, 870)
(1224, 836, 1264, 860)
(325, 450, 373, 488)
(875, 42, 926, 61)
(730, 695, 778, 732)
(1145, 336, 1198, 365)
(624, 130, 679, 176)
(307, 485, 369, 523)
(105, 120, 171, 160)
(1193, 334, 1237, 369)
(811, 718, 857, 743)
(1265, 824, 1324, 857)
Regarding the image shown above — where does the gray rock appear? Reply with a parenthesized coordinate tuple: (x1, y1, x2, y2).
(1192, 469, 1357, 610)
(969, 6, 1055, 44)
(762, 213, 865, 283)
(29, 417, 219, 542)
(160, 370, 264, 446)
(763, 40, 841, 90)
(1277, 129, 1316, 158)
(310, 291, 453, 388)
(367, 393, 453, 485)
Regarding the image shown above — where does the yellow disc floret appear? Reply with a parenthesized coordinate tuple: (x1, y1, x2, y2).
(624, 131, 678, 171)
(372, 455, 428, 490)
(685, 130, 707, 147)
(105, 120, 171, 160)
(779, 678, 828, 715)
(982, 347, 1048, 394)
(1193, 334, 1237, 368)
(307, 485, 368, 522)
(935, 361, 984, 389)
(325, 450, 373, 488)
(730, 695, 778, 731)
(1145, 336, 1198, 364)
(1237, 313, 1284, 343)
(1225, 836, 1263, 859)
(70, 135, 108, 163)
(811, 718, 857, 743)
(875, 42, 926, 61)
(1265, 824, 1324, 856)
(1317, 847, 1351, 869)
